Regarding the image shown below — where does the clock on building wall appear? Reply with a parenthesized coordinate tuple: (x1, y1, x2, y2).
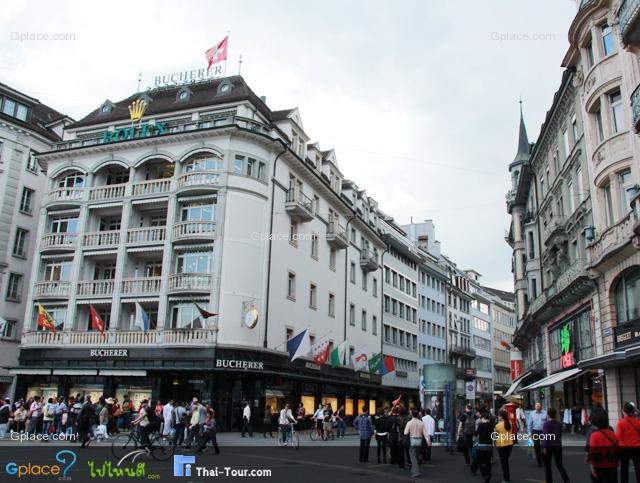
(243, 305, 259, 329)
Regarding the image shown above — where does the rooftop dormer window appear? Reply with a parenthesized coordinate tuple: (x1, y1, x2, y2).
(217, 80, 234, 96)
(1, 96, 29, 121)
(98, 100, 115, 115)
(176, 86, 193, 102)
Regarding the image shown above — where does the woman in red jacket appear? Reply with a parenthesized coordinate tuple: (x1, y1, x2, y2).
(616, 403, 640, 483)
(585, 406, 620, 483)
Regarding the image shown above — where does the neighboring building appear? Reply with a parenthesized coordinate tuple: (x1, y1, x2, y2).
(558, 0, 640, 426)
(13, 76, 401, 429)
(0, 82, 70, 398)
(466, 271, 494, 407)
(403, 220, 448, 407)
(507, 67, 600, 412)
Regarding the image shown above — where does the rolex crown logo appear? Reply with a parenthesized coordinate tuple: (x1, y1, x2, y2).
(128, 99, 148, 122)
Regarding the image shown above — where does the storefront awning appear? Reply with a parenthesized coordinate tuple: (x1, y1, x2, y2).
(504, 370, 532, 397)
(52, 369, 98, 376)
(10, 369, 51, 375)
(99, 370, 147, 377)
(520, 368, 583, 391)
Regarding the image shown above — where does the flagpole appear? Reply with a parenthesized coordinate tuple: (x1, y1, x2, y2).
(238, 54, 243, 76)
(224, 30, 230, 77)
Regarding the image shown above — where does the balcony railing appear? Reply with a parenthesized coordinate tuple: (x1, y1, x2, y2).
(131, 179, 172, 196)
(632, 83, 640, 133)
(47, 188, 84, 203)
(168, 273, 212, 292)
(121, 277, 162, 295)
(173, 221, 216, 240)
(83, 230, 120, 248)
(543, 216, 567, 243)
(285, 188, 314, 222)
(77, 280, 115, 297)
(177, 171, 220, 189)
(34, 281, 71, 298)
(21, 329, 217, 348)
(620, 0, 640, 46)
(41, 233, 77, 250)
(588, 212, 635, 267)
(326, 221, 349, 249)
(126, 227, 166, 244)
(449, 345, 476, 358)
(89, 183, 127, 201)
(360, 249, 378, 272)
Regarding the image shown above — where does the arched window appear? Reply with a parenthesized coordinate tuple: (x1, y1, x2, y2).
(615, 268, 640, 324)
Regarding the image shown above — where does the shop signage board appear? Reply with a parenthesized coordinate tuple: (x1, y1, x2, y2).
(560, 323, 576, 369)
(89, 349, 129, 358)
(215, 359, 264, 370)
(615, 319, 640, 349)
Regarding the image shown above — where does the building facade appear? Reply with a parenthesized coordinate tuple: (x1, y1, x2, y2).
(0, 83, 69, 398)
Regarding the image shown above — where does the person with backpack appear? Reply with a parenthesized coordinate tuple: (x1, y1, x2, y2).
(495, 409, 514, 483)
(616, 402, 640, 483)
(172, 401, 187, 446)
(542, 407, 570, 483)
(586, 406, 620, 483)
(475, 410, 494, 483)
(353, 405, 374, 463)
(458, 405, 476, 466)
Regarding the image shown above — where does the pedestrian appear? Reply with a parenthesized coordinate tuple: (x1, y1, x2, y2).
(457, 404, 476, 466)
(475, 410, 493, 483)
(184, 400, 201, 449)
(541, 407, 570, 483)
(404, 409, 429, 478)
(387, 406, 400, 465)
(42, 397, 55, 436)
(322, 403, 334, 440)
(353, 405, 373, 463)
(278, 403, 296, 445)
(172, 401, 186, 446)
(530, 402, 548, 468)
(335, 405, 346, 438)
(241, 402, 253, 437)
(263, 405, 273, 438)
(0, 399, 11, 438)
(571, 404, 581, 434)
(398, 407, 409, 469)
(494, 409, 514, 483)
(132, 399, 160, 451)
(516, 403, 527, 433)
(616, 402, 640, 483)
(373, 408, 388, 463)
(162, 399, 174, 436)
(197, 408, 220, 454)
(422, 408, 436, 463)
(54, 397, 66, 435)
(296, 403, 306, 429)
(313, 404, 324, 439)
(121, 395, 133, 430)
(77, 395, 95, 448)
(586, 406, 620, 483)
(13, 403, 26, 434)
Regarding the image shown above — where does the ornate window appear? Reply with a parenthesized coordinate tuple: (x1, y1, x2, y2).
(615, 268, 640, 324)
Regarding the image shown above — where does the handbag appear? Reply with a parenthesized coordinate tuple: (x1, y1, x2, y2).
(456, 435, 465, 452)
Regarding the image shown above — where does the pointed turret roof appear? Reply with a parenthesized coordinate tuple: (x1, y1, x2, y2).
(512, 101, 530, 165)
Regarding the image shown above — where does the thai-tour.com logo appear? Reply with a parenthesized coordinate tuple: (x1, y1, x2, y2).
(173, 455, 272, 478)
(4, 449, 76, 478)
(173, 455, 195, 477)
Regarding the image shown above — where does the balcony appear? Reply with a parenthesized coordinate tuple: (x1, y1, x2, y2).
(176, 171, 220, 193)
(126, 227, 166, 245)
(89, 183, 126, 202)
(21, 328, 217, 348)
(456, 367, 477, 379)
(588, 212, 636, 268)
(326, 221, 349, 249)
(359, 249, 378, 272)
(543, 216, 567, 245)
(131, 179, 172, 197)
(41, 233, 77, 252)
(620, 0, 640, 48)
(77, 280, 115, 297)
(632, 84, 640, 133)
(121, 277, 161, 295)
(285, 188, 314, 222)
(47, 188, 84, 206)
(34, 281, 71, 299)
(172, 221, 216, 242)
(168, 273, 212, 292)
(83, 230, 120, 248)
(449, 344, 476, 358)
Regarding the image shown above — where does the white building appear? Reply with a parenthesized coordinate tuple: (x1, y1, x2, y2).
(0, 82, 70, 398)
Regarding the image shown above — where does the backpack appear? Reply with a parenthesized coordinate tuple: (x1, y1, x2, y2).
(145, 407, 159, 424)
(463, 414, 476, 436)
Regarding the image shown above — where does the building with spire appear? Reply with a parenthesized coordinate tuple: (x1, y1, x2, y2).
(506, 67, 600, 410)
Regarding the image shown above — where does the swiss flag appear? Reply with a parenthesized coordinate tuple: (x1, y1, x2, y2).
(205, 36, 229, 72)
(89, 304, 105, 335)
(312, 340, 330, 367)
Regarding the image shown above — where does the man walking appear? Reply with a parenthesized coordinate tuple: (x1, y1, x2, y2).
(405, 410, 429, 478)
(542, 407, 570, 483)
(422, 408, 436, 463)
(162, 399, 174, 436)
(530, 402, 548, 468)
(354, 406, 374, 463)
(241, 402, 253, 437)
(77, 396, 95, 448)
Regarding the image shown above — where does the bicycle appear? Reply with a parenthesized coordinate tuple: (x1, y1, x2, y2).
(111, 427, 175, 462)
(277, 423, 299, 449)
(309, 420, 323, 441)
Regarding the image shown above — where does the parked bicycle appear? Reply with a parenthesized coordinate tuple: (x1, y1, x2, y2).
(111, 427, 175, 462)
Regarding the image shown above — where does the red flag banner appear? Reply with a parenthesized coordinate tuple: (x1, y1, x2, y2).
(195, 302, 217, 319)
(205, 36, 229, 73)
(311, 340, 330, 367)
(37, 304, 57, 332)
(89, 304, 105, 335)
(384, 355, 396, 373)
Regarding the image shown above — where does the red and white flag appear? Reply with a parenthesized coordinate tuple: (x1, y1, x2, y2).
(311, 339, 330, 367)
(89, 304, 105, 335)
(205, 36, 229, 73)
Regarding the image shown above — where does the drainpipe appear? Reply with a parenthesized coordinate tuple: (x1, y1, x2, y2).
(342, 215, 359, 341)
(262, 144, 289, 349)
(379, 247, 390, 355)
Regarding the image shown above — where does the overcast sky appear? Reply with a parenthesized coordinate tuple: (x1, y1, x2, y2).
(0, 0, 578, 291)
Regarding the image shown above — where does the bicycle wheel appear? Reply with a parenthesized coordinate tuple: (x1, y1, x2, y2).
(309, 427, 318, 441)
(111, 432, 137, 461)
(151, 435, 175, 461)
(277, 428, 286, 447)
(291, 432, 299, 450)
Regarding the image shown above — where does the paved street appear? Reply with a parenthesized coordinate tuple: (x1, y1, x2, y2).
(2, 430, 633, 482)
